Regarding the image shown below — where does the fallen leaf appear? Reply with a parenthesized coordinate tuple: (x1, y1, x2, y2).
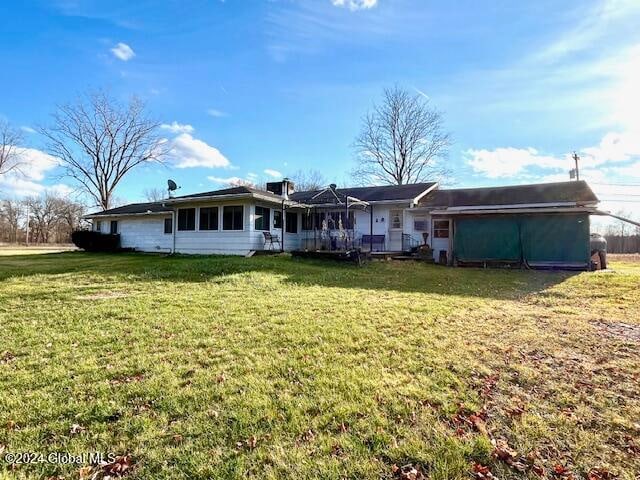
(70, 423, 86, 435)
(492, 439, 517, 462)
(100, 455, 132, 477)
(587, 467, 618, 480)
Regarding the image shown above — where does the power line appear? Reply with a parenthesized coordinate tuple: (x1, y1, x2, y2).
(591, 182, 640, 187)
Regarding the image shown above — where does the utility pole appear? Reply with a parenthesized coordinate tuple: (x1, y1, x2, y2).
(571, 152, 580, 181)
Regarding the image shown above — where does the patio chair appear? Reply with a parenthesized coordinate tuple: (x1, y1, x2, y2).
(263, 232, 281, 250)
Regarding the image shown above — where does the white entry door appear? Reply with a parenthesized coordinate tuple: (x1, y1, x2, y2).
(388, 209, 403, 251)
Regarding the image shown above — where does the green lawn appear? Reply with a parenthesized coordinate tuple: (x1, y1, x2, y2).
(0, 253, 638, 479)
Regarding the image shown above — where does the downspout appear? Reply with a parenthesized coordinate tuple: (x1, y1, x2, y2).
(369, 205, 374, 251)
(172, 209, 177, 254)
(281, 200, 285, 253)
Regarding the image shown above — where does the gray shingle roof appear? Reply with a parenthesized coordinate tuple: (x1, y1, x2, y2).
(289, 183, 436, 204)
(86, 201, 172, 217)
(170, 185, 281, 201)
(419, 181, 598, 208)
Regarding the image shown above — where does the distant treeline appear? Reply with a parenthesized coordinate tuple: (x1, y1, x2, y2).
(604, 235, 640, 254)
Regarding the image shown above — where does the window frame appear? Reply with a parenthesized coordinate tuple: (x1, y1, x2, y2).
(389, 209, 403, 230)
(164, 217, 173, 235)
(177, 208, 196, 231)
(433, 219, 450, 239)
(273, 210, 282, 229)
(285, 211, 298, 234)
(413, 215, 429, 232)
(199, 206, 219, 231)
(254, 205, 271, 231)
(222, 205, 244, 231)
(110, 220, 118, 234)
(95, 220, 102, 232)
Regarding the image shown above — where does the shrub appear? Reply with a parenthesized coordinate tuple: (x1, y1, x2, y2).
(71, 230, 121, 252)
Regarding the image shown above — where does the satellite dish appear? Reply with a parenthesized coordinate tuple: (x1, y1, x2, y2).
(167, 179, 180, 198)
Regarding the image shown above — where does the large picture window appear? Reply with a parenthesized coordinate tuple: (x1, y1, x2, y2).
(178, 208, 196, 231)
(433, 220, 450, 238)
(223, 205, 244, 230)
(285, 211, 298, 233)
(199, 207, 218, 230)
(254, 206, 270, 231)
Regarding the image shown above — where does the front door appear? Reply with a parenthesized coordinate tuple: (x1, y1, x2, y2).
(388, 209, 403, 251)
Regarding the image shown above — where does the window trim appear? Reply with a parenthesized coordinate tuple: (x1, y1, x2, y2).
(95, 220, 102, 232)
(164, 217, 173, 235)
(389, 209, 403, 230)
(199, 206, 219, 231)
(177, 207, 196, 231)
(254, 205, 271, 232)
(110, 220, 118, 234)
(273, 210, 282, 229)
(222, 205, 245, 231)
(433, 219, 450, 239)
(413, 215, 429, 232)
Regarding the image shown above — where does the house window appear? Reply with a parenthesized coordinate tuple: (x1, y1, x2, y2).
(110, 220, 118, 234)
(302, 212, 313, 231)
(178, 208, 196, 231)
(414, 215, 428, 231)
(254, 206, 270, 231)
(223, 205, 244, 230)
(390, 210, 403, 229)
(164, 217, 173, 234)
(95, 221, 102, 232)
(285, 211, 298, 233)
(199, 207, 219, 230)
(274, 210, 282, 229)
(433, 220, 450, 238)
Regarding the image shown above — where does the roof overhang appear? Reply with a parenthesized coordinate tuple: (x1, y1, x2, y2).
(411, 182, 439, 206)
(83, 211, 171, 219)
(427, 206, 599, 216)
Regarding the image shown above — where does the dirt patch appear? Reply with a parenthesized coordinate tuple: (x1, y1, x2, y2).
(594, 321, 640, 342)
(76, 291, 129, 301)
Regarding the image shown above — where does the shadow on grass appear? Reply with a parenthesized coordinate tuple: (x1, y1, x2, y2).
(0, 251, 578, 300)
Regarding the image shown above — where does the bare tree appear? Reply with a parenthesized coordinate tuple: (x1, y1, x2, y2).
(0, 199, 23, 242)
(143, 187, 166, 202)
(40, 91, 166, 210)
(352, 86, 451, 185)
(0, 120, 23, 177)
(22, 194, 84, 244)
(288, 169, 327, 191)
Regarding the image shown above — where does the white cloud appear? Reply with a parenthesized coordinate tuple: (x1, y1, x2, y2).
(160, 121, 194, 134)
(466, 147, 565, 178)
(0, 146, 71, 197)
(331, 0, 378, 11)
(579, 131, 640, 167)
(207, 176, 255, 187)
(20, 126, 36, 134)
(110, 42, 135, 61)
(168, 133, 231, 169)
(263, 168, 282, 178)
(206, 109, 227, 118)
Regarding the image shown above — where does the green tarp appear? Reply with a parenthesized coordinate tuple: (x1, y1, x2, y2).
(454, 214, 590, 265)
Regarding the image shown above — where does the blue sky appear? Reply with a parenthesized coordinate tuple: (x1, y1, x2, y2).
(1, 0, 639, 222)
